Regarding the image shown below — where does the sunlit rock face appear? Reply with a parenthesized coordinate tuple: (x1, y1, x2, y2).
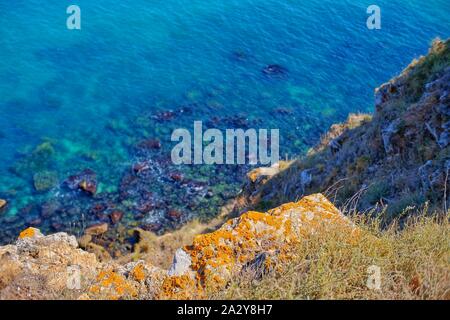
(159, 194, 357, 299)
(0, 227, 99, 299)
(0, 194, 357, 300)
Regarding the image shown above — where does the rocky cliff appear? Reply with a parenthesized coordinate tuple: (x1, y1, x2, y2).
(0, 40, 449, 300)
(241, 39, 449, 221)
(0, 194, 358, 300)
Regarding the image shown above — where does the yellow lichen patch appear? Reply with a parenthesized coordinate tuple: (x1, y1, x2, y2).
(131, 264, 146, 282)
(160, 194, 358, 299)
(247, 170, 260, 183)
(18, 227, 36, 239)
(159, 275, 202, 300)
(88, 269, 137, 300)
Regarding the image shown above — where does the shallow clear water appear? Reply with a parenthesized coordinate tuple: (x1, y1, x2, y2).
(0, 0, 449, 242)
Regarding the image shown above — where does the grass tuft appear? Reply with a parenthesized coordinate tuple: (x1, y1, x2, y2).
(214, 210, 449, 300)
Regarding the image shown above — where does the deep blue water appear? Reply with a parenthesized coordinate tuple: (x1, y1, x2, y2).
(0, 0, 449, 242)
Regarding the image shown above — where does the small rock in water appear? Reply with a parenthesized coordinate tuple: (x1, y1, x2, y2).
(90, 203, 107, 215)
(79, 180, 97, 195)
(169, 172, 184, 182)
(262, 64, 288, 77)
(110, 210, 124, 224)
(138, 139, 162, 150)
(136, 200, 155, 213)
(205, 191, 214, 199)
(51, 222, 63, 231)
(28, 218, 43, 227)
(167, 209, 182, 221)
(141, 223, 163, 233)
(152, 110, 176, 122)
(40, 201, 60, 218)
(231, 51, 249, 62)
(273, 107, 294, 115)
(65, 169, 98, 196)
(132, 162, 150, 174)
(85, 223, 108, 236)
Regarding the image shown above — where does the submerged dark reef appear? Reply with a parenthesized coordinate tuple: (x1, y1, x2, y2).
(0, 76, 332, 251)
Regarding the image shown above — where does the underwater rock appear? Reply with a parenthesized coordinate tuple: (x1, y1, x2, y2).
(65, 169, 98, 196)
(90, 203, 107, 215)
(230, 51, 249, 62)
(85, 223, 108, 236)
(40, 201, 60, 218)
(110, 210, 124, 224)
(33, 170, 58, 192)
(207, 115, 253, 129)
(27, 217, 43, 227)
(262, 64, 288, 77)
(167, 209, 182, 221)
(51, 222, 64, 232)
(141, 223, 163, 233)
(137, 139, 162, 150)
(79, 180, 97, 196)
(273, 107, 294, 115)
(152, 110, 176, 122)
(11, 141, 56, 179)
(132, 162, 150, 174)
(136, 200, 156, 214)
(169, 172, 184, 182)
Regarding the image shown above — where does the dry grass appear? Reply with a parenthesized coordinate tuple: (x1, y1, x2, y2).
(214, 211, 450, 300)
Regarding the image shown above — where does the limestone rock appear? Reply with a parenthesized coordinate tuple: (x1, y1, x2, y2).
(0, 199, 6, 210)
(160, 194, 357, 299)
(0, 228, 99, 300)
(0, 194, 358, 300)
(168, 249, 192, 276)
(85, 223, 108, 236)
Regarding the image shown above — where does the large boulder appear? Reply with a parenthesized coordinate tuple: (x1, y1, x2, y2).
(0, 228, 99, 299)
(0, 194, 357, 300)
(160, 194, 357, 299)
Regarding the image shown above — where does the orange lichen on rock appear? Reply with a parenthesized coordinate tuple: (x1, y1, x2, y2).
(158, 274, 203, 300)
(162, 194, 357, 299)
(131, 264, 146, 282)
(88, 269, 137, 300)
(18, 227, 37, 239)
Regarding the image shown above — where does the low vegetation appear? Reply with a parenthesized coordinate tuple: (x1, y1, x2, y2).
(239, 38, 449, 222)
(215, 209, 449, 300)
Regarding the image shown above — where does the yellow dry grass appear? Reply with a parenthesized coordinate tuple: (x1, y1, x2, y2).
(214, 212, 450, 300)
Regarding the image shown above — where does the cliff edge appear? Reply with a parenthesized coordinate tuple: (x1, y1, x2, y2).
(0, 194, 357, 300)
(241, 39, 449, 220)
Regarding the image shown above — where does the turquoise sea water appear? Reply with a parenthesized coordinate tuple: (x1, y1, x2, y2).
(0, 1, 449, 243)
